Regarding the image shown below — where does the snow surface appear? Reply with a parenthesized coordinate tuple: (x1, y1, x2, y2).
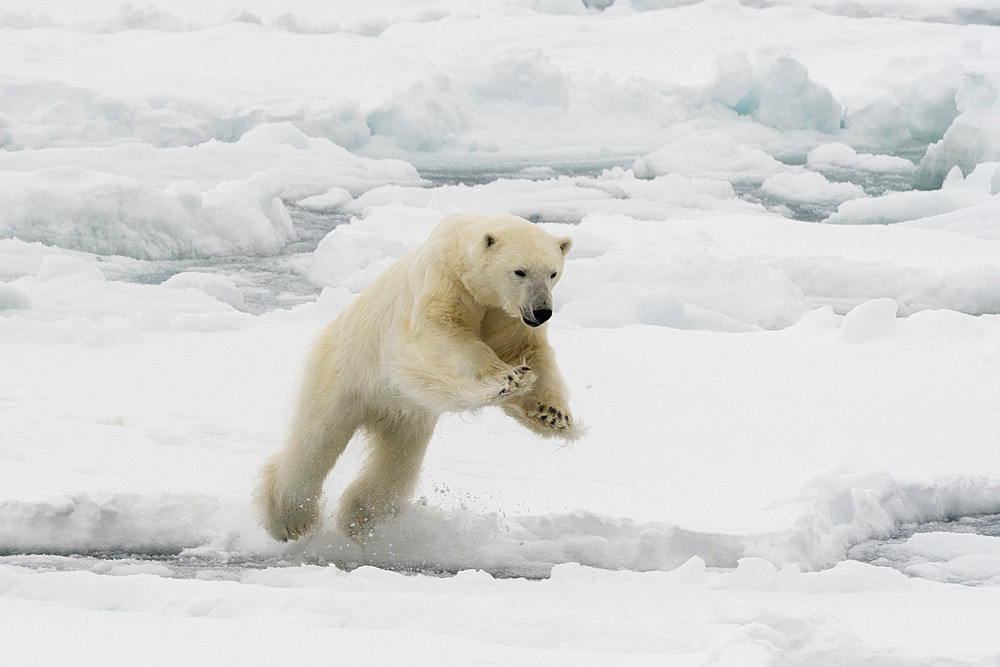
(3, 1, 1000, 664)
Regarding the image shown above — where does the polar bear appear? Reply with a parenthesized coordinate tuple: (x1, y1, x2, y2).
(255, 213, 580, 542)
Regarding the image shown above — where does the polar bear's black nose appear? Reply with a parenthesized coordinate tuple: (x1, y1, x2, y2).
(532, 308, 552, 324)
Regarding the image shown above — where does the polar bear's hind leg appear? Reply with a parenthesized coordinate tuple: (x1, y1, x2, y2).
(255, 395, 360, 541)
(337, 410, 437, 542)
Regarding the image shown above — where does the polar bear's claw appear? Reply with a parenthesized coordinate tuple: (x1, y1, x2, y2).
(497, 365, 535, 398)
(528, 402, 571, 430)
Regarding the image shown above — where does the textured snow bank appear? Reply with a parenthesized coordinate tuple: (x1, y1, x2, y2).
(4, 472, 1000, 576)
(0, 166, 293, 259)
(0, 494, 236, 558)
(0, 124, 422, 259)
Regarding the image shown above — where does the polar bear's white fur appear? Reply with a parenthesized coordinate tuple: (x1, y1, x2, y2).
(256, 213, 579, 542)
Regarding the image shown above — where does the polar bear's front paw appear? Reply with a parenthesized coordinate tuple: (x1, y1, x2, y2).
(493, 365, 536, 400)
(527, 402, 572, 431)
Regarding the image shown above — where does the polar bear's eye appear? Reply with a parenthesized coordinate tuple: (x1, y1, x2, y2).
(514, 270, 527, 277)
(550, 272, 557, 279)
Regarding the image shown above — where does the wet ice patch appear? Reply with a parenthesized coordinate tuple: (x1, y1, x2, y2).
(849, 515, 1000, 585)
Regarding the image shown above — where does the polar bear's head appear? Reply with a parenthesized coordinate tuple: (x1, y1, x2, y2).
(472, 216, 572, 328)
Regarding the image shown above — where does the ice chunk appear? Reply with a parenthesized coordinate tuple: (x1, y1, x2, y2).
(0, 166, 295, 260)
(892, 64, 963, 144)
(633, 132, 786, 183)
(558, 226, 809, 330)
(367, 50, 571, 153)
(97, 4, 190, 32)
(295, 187, 353, 212)
(837, 298, 898, 342)
(949, 162, 1000, 195)
(775, 256, 1000, 316)
(557, 283, 688, 329)
(0, 282, 31, 310)
(162, 272, 247, 310)
(0, 167, 192, 258)
(899, 199, 1000, 240)
(239, 121, 312, 150)
(825, 188, 988, 226)
(535, 0, 588, 14)
(806, 143, 916, 174)
(708, 53, 842, 133)
(841, 89, 912, 145)
(893, 163, 1000, 239)
(308, 205, 442, 292)
(34, 254, 105, 282)
(759, 171, 865, 205)
(915, 75, 1000, 189)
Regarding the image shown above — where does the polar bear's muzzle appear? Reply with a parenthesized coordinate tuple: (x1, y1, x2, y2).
(521, 307, 553, 328)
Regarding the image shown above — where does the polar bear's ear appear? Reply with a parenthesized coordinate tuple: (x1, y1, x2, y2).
(484, 233, 497, 249)
(558, 237, 573, 256)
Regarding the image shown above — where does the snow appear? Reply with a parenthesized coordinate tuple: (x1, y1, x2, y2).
(3, 0, 1000, 664)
